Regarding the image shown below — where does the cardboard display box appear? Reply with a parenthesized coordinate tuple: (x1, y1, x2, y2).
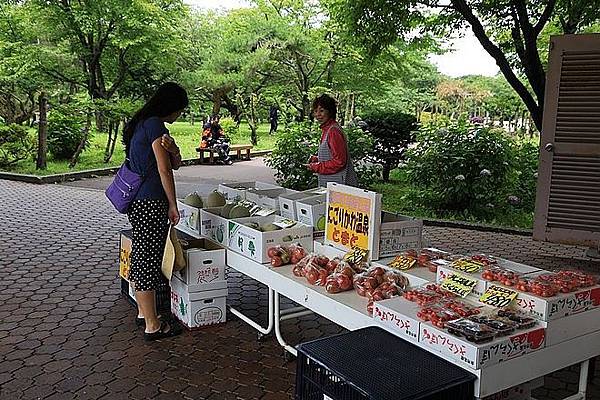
(296, 194, 326, 229)
(119, 229, 132, 280)
(218, 181, 281, 202)
(176, 200, 202, 238)
(200, 207, 230, 246)
(543, 306, 600, 346)
(173, 239, 226, 292)
(279, 188, 327, 220)
(419, 322, 545, 370)
(245, 188, 296, 211)
(377, 212, 423, 259)
(227, 215, 313, 263)
(170, 275, 228, 329)
(372, 297, 422, 344)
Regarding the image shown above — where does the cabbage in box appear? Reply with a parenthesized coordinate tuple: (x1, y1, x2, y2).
(227, 216, 313, 263)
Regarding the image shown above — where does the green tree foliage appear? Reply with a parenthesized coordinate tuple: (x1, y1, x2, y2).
(360, 111, 418, 182)
(329, 0, 600, 131)
(47, 103, 89, 160)
(0, 123, 35, 169)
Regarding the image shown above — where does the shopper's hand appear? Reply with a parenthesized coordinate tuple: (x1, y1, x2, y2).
(161, 134, 180, 155)
(168, 204, 180, 226)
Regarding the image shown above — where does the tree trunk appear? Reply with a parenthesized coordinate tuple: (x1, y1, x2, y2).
(36, 92, 48, 170)
(249, 94, 258, 146)
(104, 121, 115, 163)
(382, 163, 391, 183)
(108, 120, 119, 161)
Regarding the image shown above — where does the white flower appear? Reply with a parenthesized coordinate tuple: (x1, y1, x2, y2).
(486, 203, 495, 209)
(480, 169, 491, 177)
(534, 172, 538, 179)
(455, 174, 465, 181)
(508, 195, 521, 205)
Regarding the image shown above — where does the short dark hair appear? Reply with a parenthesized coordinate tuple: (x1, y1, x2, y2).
(312, 94, 337, 119)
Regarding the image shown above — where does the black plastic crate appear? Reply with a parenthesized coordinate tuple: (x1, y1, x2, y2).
(295, 327, 475, 400)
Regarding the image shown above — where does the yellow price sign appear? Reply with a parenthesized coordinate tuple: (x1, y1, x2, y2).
(480, 285, 519, 308)
(450, 258, 486, 273)
(440, 273, 478, 298)
(343, 247, 369, 266)
(387, 255, 417, 271)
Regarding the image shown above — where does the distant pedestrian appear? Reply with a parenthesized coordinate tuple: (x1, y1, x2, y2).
(305, 94, 358, 187)
(205, 114, 232, 165)
(269, 105, 279, 135)
(122, 82, 188, 341)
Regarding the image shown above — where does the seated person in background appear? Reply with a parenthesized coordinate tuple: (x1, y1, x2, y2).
(199, 114, 232, 165)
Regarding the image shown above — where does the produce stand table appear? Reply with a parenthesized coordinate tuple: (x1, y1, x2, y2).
(226, 248, 598, 399)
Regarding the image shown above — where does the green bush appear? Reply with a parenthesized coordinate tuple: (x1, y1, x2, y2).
(47, 105, 89, 160)
(0, 124, 35, 169)
(360, 111, 418, 181)
(220, 117, 239, 137)
(406, 120, 513, 215)
(266, 123, 378, 190)
(507, 141, 539, 212)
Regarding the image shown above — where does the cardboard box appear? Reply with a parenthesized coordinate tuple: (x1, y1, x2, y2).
(173, 239, 226, 291)
(544, 306, 600, 346)
(119, 230, 132, 280)
(227, 216, 313, 263)
(176, 200, 202, 238)
(200, 208, 230, 246)
(377, 212, 423, 259)
(513, 282, 600, 321)
(419, 322, 545, 369)
(296, 194, 326, 229)
(279, 188, 328, 220)
(170, 275, 228, 329)
(218, 181, 281, 202)
(246, 188, 297, 211)
(372, 297, 422, 343)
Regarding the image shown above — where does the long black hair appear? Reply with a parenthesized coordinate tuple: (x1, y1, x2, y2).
(123, 82, 189, 155)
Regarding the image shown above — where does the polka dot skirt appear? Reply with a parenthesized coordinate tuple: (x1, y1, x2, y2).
(127, 199, 169, 292)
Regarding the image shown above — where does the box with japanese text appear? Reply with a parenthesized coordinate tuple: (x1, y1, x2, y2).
(227, 216, 313, 263)
(377, 212, 423, 259)
(513, 283, 600, 321)
(200, 208, 229, 246)
(419, 322, 546, 369)
(172, 239, 226, 291)
(296, 194, 327, 229)
(246, 187, 296, 211)
(544, 306, 600, 346)
(170, 275, 227, 329)
(372, 297, 422, 343)
(218, 181, 281, 202)
(119, 229, 132, 280)
(279, 188, 327, 220)
(176, 200, 201, 238)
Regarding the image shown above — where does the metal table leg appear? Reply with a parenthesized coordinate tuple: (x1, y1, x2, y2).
(229, 287, 274, 337)
(273, 290, 315, 357)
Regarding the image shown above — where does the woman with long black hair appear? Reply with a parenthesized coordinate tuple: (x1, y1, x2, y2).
(122, 82, 188, 341)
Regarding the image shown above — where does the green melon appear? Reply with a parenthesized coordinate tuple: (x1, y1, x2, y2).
(261, 223, 281, 232)
(183, 192, 203, 208)
(220, 203, 235, 218)
(206, 191, 226, 207)
(229, 205, 251, 219)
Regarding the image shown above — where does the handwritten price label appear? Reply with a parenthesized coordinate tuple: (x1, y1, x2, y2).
(451, 259, 486, 273)
(387, 255, 417, 270)
(480, 285, 519, 308)
(440, 273, 478, 297)
(343, 247, 369, 266)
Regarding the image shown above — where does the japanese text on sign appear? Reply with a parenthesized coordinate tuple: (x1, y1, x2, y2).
(440, 274, 478, 298)
(480, 285, 519, 308)
(387, 255, 417, 270)
(450, 259, 486, 273)
(326, 190, 372, 250)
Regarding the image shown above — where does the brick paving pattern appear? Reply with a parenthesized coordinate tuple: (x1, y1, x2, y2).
(0, 179, 599, 399)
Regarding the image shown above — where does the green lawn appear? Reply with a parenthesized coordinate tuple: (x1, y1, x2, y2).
(6, 121, 276, 176)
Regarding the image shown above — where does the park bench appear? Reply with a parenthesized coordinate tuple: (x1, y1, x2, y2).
(196, 144, 253, 164)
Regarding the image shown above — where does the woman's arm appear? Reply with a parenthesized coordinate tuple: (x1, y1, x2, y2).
(161, 134, 182, 170)
(152, 138, 179, 225)
(308, 128, 347, 174)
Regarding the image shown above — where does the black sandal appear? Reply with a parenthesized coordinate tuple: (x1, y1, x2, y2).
(135, 314, 165, 328)
(144, 320, 182, 341)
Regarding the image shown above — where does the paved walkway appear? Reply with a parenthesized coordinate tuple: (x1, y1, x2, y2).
(1, 169, 599, 399)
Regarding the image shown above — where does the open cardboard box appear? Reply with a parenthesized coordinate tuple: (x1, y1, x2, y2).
(245, 187, 297, 212)
(217, 181, 281, 202)
(170, 274, 228, 329)
(279, 188, 327, 220)
(296, 194, 327, 229)
(227, 215, 313, 263)
(176, 199, 202, 238)
(173, 238, 227, 292)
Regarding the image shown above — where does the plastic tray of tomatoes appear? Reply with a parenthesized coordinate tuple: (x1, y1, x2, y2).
(417, 305, 462, 328)
(446, 318, 497, 344)
(403, 284, 456, 306)
(481, 266, 523, 286)
(468, 315, 517, 336)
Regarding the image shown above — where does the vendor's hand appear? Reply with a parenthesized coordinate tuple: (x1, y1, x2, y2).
(308, 155, 318, 163)
(168, 204, 180, 226)
(161, 134, 180, 154)
(304, 163, 318, 172)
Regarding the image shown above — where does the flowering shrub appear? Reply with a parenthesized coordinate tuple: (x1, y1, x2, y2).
(405, 120, 514, 214)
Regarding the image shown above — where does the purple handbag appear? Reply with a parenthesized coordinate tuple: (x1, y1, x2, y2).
(105, 160, 144, 213)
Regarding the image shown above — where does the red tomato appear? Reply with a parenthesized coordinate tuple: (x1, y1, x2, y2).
(337, 274, 353, 291)
(268, 247, 278, 258)
(270, 256, 282, 267)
